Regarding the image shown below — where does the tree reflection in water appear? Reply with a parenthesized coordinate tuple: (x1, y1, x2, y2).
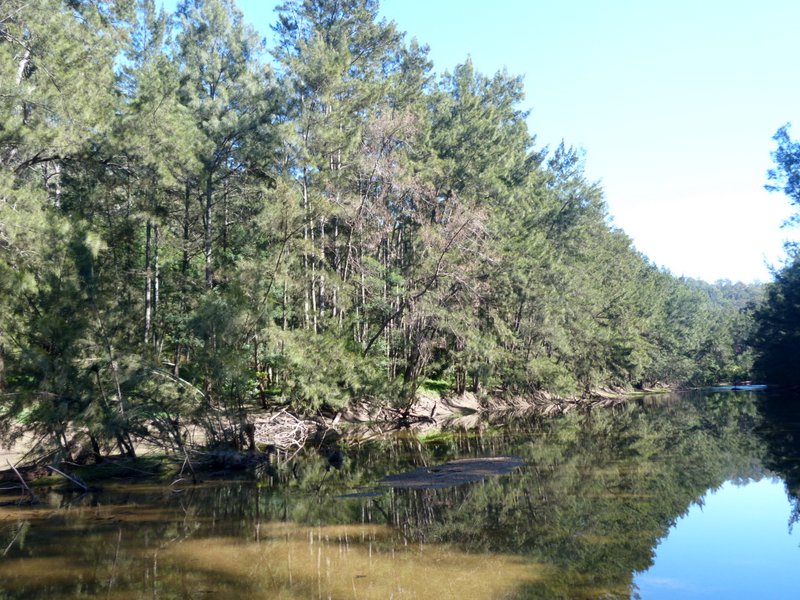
(1, 389, 798, 599)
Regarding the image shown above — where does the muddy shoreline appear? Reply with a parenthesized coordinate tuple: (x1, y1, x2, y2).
(0, 387, 671, 491)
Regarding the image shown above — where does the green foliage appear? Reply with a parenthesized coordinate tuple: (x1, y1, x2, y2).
(752, 253, 800, 387)
(0, 0, 758, 457)
(767, 124, 800, 226)
(751, 123, 800, 388)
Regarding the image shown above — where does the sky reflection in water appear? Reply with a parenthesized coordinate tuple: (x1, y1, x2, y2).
(635, 478, 800, 599)
(3, 390, 800, 599)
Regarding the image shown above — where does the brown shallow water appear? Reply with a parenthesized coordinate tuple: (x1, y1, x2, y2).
(2, 388, 800, 599)
(0, 483, 554, 600)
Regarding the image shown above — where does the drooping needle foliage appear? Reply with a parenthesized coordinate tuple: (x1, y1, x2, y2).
(0, 0, 759, 458)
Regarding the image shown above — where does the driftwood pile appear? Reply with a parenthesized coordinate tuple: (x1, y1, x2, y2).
(252, 411, 316, 459)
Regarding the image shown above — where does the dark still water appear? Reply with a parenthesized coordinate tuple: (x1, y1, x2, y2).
(2, 389, 800, 599)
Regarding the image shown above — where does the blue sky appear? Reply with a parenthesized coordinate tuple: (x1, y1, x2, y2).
(166, 0, 800, 283)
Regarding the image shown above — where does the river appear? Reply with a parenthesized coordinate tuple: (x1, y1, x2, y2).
(1, 388, 799, 599)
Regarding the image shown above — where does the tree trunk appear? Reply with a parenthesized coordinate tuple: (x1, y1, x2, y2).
(471, 372, 481, 394)
(360, 222, 367, 344)
(109, 351, 135, 458)
(302, 169, 310, 330)
(16, 47, 31, 86)
(333, 216, 339, 321)
(319, 214, 326, 325)
(204, 172, 213, 289)
(144, 219, 152, 344)
(0, 338, 5, 393)
(222, 187, 229, 257)
(254, 335, 268, 409)
(153, 223, 160, 350)
(311, 217, 318, 334)
(89, 433, 103, 464)
(455, 368, 466, 395)
(282, 276, 288, 331)
(94, 366, 134, 459)
(175, 184, 191, 377)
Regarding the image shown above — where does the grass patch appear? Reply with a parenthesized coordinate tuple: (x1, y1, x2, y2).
(421, 379, 451, 394)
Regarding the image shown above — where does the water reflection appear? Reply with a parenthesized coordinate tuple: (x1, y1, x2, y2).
(1, 389, 799, 599)
(635, 478, 800, 599)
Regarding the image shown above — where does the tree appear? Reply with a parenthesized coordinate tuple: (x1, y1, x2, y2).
(752, 252, 800, 387)
(176, 0, 278, 290)
(767, 124, 800, 226)
(1, 0, 764, 459)
(751, 124, 800, 388)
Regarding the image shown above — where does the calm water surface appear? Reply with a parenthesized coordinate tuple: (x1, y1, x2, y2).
(635, 478, 800, 598)
(2, 389, 799, 599)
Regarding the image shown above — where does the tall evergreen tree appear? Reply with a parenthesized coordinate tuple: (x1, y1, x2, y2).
(750, 123, 800, 388)
(0, 0, 760, 458)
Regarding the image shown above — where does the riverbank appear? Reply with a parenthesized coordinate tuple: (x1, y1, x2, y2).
(0, 386, 671, 490)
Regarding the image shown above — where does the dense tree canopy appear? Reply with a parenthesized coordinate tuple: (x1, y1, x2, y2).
(752, 251, 800, 388)
(751, 124, 800, 388)
(0, 0, 758, 458)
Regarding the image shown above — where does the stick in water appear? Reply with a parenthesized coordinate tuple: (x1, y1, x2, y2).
(47, 465, 89, 492)
(6, 460, 38, 504)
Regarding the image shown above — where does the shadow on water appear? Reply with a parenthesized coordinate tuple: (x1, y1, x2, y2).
(2, 388, 800, 599)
